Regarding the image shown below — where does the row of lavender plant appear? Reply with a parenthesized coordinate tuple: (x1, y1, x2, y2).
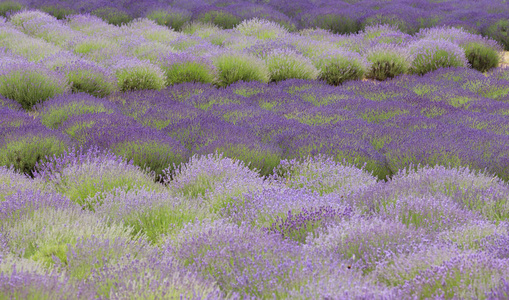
(0, 10, 504, 110)
(2, 66, 509, 183)
(2, 0, 509, 51)
(1, 144, 509, 298)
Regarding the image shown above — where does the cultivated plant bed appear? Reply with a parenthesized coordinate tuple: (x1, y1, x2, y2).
(1, 1, 509, 299)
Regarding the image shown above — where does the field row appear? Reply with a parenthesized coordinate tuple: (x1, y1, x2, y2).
(1, 67, 509, 183)
(1, 149, 509, 298)
(0, 10, 504, 110)
(2, 0, 509, 50)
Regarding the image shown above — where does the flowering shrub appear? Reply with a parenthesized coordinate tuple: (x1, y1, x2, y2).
(312, 49, 368, 85)
(145, 6, 192, 31)
(110, 57, 166, 91)
(158, 52, 217, 85)
(212, 51, 270, 86)
(0, 125, 72, 177)
(264, 48, 319, 82)
(408, 39, 469, 75)
(365, 44, 410, 80)
(0, 60, 69, 110)
(235, 18, 288, 40)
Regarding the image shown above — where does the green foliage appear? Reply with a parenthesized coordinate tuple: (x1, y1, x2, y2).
(482, 18, 509, 51)
(162, 61, 216, 85)
(0, 1, 23, 17)
(38, 103, 114, 130)
(40, 5, 75, 19)
(313, 14, 359, 35)
(366, 50, 409, 81)
(115, 66, 166, 92)
(30, 243, 68, 267)
(72, 39, 113, 56)
(463, 42, 500, 73)
(91, 7, 132, 26)
(218, 144, 281, 177)
(181, 21, 220, 35)
(146, 9, 191, 31)
(195, 10, 242, 29)
(360, 109, 409, 123)
(264, 50, 319, 82)
(0, 135, 69, 177)
(314, 55, 366, 85)
(63, 120, 96, 144)
(66, 69, 117, 97)
(51, 163, 161, 210)
(410, 49, 466, 75)
(124, 203, 197, 244)
(111, 141, 187, 181)
(213, 53, 270, 87)
(0, 70, 69, 110)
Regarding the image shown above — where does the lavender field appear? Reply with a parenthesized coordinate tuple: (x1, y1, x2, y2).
(2, 0, 509, 299)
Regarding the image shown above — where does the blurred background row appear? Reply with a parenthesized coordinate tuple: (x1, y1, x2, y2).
(1, 0, 509, 50)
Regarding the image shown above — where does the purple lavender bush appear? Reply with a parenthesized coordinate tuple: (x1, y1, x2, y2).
(274, 155, 377, 196)
(417, 26, 503, 72)
(212, 51, 270, 86)
(0, 165, 49, 201)
(305, 215, 428, 272)
(86, 125, 188, 181)
(0, 124, 72, 177)
(408, 38, 469, 75)
(86, 245, 224, 299)
(1, 188, 133, 267)
(35, 93, 119, 129)
(145, 5, 192, 31)
(157, 52, 217, 85)
(162, 152, 266, 213)
(58, 112, 138, 145)
(168, 219, 313, 298)
(397, 251, 508, 299)
(93, 188, 202, 244)
(0, 59, 69, 110)
(42, 52, 118, 97)
(0, 268, 96, 299)
(0, 107, 38, 136)
(33, 146, 163, 210)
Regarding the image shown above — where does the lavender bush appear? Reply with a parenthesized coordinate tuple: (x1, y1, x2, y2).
(145, 6, 192, 31)
(212, 51, 270, 86)
(408, 39, 469, 75)
(33, 146, 163, 210)
(0, 59, 69, 110)
(0, 124, 72, 177)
